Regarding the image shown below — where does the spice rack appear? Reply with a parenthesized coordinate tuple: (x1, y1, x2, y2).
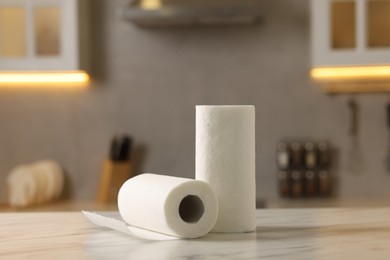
(276, 141, 333, 198)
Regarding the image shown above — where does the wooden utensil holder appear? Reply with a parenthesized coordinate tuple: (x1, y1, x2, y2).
(97, 159, 132, 204)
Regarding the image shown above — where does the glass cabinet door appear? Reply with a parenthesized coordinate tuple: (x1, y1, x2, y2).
(34, 7, 61, 57)
(331, 0, 356, 49)
(0, 7, 27, 58)
(367, 0, 390, 48)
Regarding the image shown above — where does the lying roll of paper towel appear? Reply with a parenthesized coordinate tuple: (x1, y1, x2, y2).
(118, 173, 218, 239)
(196, 105, 256, 233)
(6, 160, 64, 208)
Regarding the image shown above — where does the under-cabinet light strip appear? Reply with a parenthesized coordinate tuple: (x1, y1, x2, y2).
(311, 66, 390, 80)
(0, 71, 90, 85)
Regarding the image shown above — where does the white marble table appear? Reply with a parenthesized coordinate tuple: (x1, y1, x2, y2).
(1, 208, 390, 259)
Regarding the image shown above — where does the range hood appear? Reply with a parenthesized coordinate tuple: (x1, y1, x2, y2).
(123, 0, 262, 28)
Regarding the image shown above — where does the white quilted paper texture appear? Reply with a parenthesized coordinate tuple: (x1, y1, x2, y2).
(196, 105, 256, 233)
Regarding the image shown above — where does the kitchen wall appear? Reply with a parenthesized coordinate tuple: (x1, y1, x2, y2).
(1, 0, 390, 201)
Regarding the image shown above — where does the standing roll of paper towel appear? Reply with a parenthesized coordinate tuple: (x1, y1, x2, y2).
(196, 105, 256, 233)
(118, 173, 218, 239)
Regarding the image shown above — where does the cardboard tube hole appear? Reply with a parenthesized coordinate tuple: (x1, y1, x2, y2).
(179, 195, 204, 223)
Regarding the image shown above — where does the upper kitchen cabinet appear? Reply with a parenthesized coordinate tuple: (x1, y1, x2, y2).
(0, 0, 89, 85)
(311, 0, 390, 90)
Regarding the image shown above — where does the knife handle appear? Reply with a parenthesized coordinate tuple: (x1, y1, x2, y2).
(110, 135, 133, 161)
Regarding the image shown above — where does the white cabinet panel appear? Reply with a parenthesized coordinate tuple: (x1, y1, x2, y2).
(0, 0, 89, 72)
(311, 0, 390, 68)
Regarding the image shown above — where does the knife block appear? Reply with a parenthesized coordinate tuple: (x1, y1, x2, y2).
(97, 159, 132, 204)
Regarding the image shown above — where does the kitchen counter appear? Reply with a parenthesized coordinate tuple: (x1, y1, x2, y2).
(0, 200, 118, 212)
(2, 198, 390, 212)
(1, 208, 390, 259)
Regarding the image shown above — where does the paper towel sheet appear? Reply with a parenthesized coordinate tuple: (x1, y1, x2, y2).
(82, 211, 178, 241)
(84, 174, 218, 240)
(196, 105, 256, 233)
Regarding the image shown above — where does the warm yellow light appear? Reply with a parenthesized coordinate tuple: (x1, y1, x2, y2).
(0, 71, 90, 86)
(311, 66, 390, 81)
(140, 0, 161, 10)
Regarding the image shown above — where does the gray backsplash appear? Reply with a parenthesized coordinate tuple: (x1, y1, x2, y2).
(0, 0, 389, 201)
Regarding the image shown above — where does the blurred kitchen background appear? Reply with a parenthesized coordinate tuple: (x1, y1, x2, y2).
(1, 0, 390, 210)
